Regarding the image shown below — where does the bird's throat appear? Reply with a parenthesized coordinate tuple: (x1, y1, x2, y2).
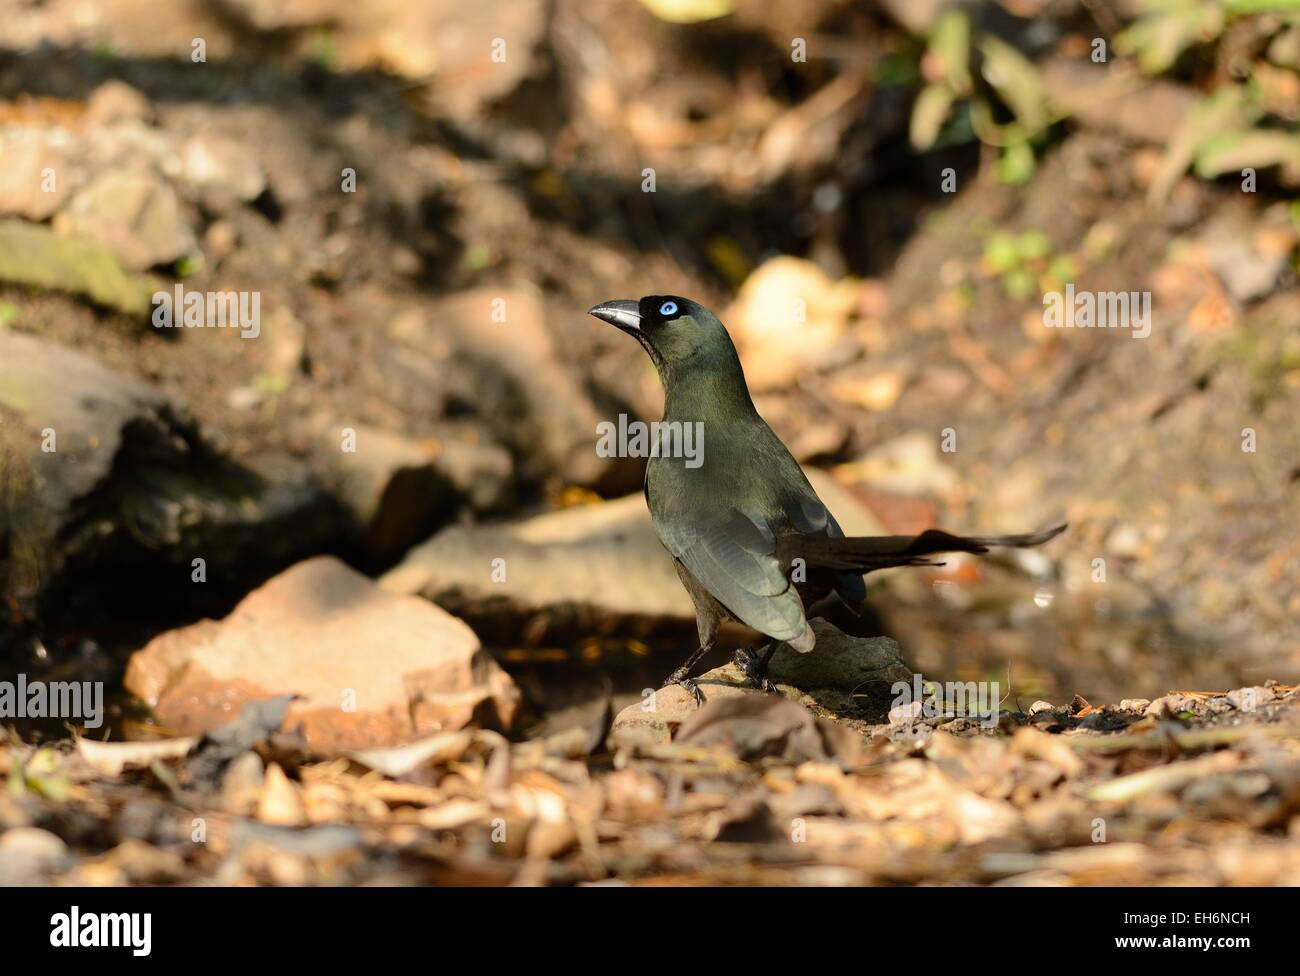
(662, 356, 758, 426)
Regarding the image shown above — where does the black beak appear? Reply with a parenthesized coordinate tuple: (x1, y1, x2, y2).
(588, 300, 641, 333)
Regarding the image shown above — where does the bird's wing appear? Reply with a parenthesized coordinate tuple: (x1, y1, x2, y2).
(655, 508, 809, 642)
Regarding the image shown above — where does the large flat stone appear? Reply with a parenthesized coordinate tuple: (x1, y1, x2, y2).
(379, 469, 883, 636)
(126, 556, 520, 750)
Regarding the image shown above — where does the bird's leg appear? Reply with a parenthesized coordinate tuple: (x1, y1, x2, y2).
(733, 641, 779, 693)
(662, 639, 714, 706)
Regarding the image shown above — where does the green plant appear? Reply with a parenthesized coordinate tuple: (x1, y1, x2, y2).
(7, 748, 72, 801)
(1117, 1, 1300, 200)
(981, 230, 1078, 300)
(908, 9, 1056, 184)
(1150, 80, 1300, 202)
(1115, 0, 1300, 74)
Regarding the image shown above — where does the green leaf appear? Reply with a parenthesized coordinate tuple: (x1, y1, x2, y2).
(462, 244, 491, 270)
(877, 52, 921, 87)
(978, 35, 1050, 137)
(1048, 254, 1079, 283)
(996, 141, 1036, 184)
(1194, 129, 1300, 181)
(175, 253, 204, 277)
(1150, 84, 1261, 203)
(1224, 0, 1300, 15)
(1002, 267, 1037, 300)
(1016, 230, 1052, 261)
(910, 83, 956, 150)
(983, 232, 1021, 273)
(1115, 1, 1226, 75)
(252, 372, 289, 397)
(929, 10, 972, 94)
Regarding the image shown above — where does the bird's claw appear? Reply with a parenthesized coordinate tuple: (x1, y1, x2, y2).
(733, 646, 779, 694)
(662, 670, 707, 706)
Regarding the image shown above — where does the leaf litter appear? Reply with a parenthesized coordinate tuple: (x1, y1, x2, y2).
(4, 681, 1300, 885)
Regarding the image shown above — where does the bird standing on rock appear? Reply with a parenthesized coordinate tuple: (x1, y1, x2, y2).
(589, 295, 1066, 704)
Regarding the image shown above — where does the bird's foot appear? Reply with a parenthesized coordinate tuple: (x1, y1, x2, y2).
(662, 668, 707, 707)
(733, 646, 779, 694)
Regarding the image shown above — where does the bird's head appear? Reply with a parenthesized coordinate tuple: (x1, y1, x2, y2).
(588, 295, 740, 381)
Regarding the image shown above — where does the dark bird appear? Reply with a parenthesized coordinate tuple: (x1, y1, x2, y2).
(589, 295, 1066, 703)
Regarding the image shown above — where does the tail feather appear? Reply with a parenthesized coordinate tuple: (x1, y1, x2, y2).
(787, 523, 1067, 573)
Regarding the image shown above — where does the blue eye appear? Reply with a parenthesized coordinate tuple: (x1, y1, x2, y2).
(659, 300, 678, 316)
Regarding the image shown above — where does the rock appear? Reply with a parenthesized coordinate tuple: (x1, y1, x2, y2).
(85, 80, 153, 125)
(608, 664, 757, 750)
(768, 620, 912, 716)
(1227, 686, 1277, 713)
(322, 423, 512, 563)
(1117, 699, 1151, 713)
(889, 699, 924, 726)
(0, 218, 162, 314)
(365, 0, 548, 114)
(0, 329, 170, 600)
(0, 827, 73, 885)
(165, 134, 267, 213)
(0, 128, 71, 219)
(725, 256, 860, 391)
(125, 556, 521, 750)
(1145, 694, 1194, 717)
(1196, 206, 1296, 303)
(609, 620, 914, 748)
(425, 425, 515, 512)
(201, 219, 238, 264)
(55, 169, 196, 270)
(388, 287, 607, 487)
(381, 492, 692, 637)
(380, 468, 880, 638)
(0, 332, 340, 618)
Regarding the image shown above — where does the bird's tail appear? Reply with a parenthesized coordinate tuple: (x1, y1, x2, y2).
(788, 523, 1067, 573)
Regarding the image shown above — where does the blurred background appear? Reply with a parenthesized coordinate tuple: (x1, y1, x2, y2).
(1, 0, 1297, 738)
